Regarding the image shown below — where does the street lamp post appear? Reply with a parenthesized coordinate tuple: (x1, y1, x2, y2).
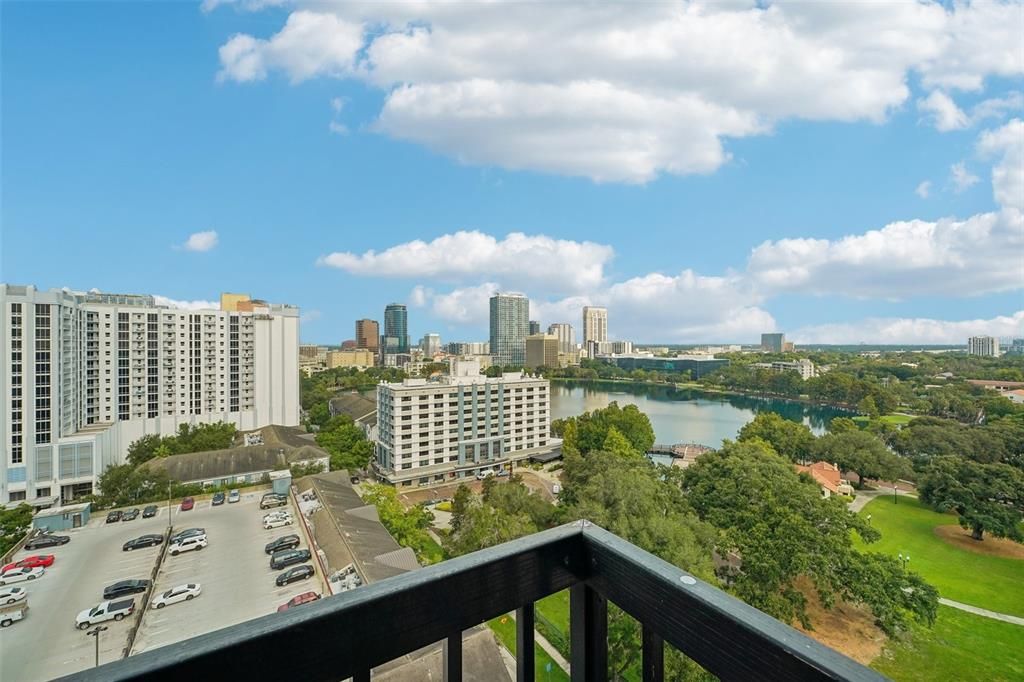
(167, 480, 172, 533)
(87, 625, 108, 668)
(893, 483, 898, 505)
(898, 553, 909, 570)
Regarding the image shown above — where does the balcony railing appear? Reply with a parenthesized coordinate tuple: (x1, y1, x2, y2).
(60, 522, 883, 682)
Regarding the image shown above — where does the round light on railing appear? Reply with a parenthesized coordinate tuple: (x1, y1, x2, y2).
(680, 575, 697, 585)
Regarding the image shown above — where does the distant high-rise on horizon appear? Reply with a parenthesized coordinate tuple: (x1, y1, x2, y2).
(529, 320, 541, 335)
(355, 319, 379, 352)
(490, 293, 530, 367)
(526, 334, 559, 369)
(583, 306, 608, 357)
(548, 323, 575, 353)
(383, 304, 409, 355)
(968, 336, 999, 357)
(421, 333, 442, 357)
(761, 333, 785, 353)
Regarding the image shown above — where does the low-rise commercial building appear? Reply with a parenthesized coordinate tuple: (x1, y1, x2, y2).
(600, 354, 728, 379)
(374, 359, 557, 488)
(751, 359, 817, 380)
(327, 349, 376, 369)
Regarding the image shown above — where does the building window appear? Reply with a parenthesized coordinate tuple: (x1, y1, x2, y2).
(8, 491, 26, 502)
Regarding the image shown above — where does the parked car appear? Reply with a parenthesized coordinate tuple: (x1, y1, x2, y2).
(277, 591, 321, 612)
(263, 515, 293, 530)
(103, 579, 150, 600)
(75, 599, 134, 629)
(169, 535, 207, 556)
(275, 564, 314, 587)
(263, 510, 291, 521)
(211, 491, 226, 506)
(151, 583, 201, 609)
(270, 548, 311, 571)
(475, 470, 495, 480)
(260, 494, 288, 510)
(180, 497, 195, 512)
(227, 489, 240, 504)
(106, 510, 123, 523)
(0, 567, 44, 585)
(0, 586, 27, 605)
(264, 534, 301, 555)
(142, 505, 159, 518)
(0, 602, 29, 628)
(2, 555, 54, 572)
(121, 508, 140, 521)
(123, 534, 164, 552)
(169, 528, 205, 544)
(551, 484, 561, 495)
(496, 468, 509, 477)
(23, 534, 70, 550)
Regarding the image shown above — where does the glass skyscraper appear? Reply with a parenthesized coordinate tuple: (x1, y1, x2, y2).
(489, 293, 530, 367)
(383, 303, 409, 354)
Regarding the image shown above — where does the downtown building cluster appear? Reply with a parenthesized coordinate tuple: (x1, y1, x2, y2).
(0, 285, 300, 507)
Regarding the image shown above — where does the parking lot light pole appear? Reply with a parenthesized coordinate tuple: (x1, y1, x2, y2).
(87, 625, 108, 668)
(167, 480, 172, 533)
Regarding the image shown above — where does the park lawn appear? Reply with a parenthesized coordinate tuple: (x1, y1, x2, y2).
(872, 605, 1024, 682)
(854, 497, 1024, 616)
(488, 614, 570, 682)
(415, 535, 446, 565)
(852, 414, 915, 426)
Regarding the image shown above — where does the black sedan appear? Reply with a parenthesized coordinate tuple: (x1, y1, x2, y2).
(123, 534, 164, 552)
(121, 508, 140, 521)
(103, 579, 150, 600)
(24, 534, 70, 550)
(264, 534, 301, 555)
(106, 511, 123, 524)
(275, 565, 314, 587)
(169, 528, 205, 544)
(212, 492, 226, 506)
(142, 505, 158, 518)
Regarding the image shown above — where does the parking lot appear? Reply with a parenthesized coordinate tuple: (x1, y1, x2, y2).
(132, 490, 325, 655)
(0, 504, 169, 681)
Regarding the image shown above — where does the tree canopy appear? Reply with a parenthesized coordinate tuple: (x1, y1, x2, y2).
(315, 415, 375, 472)
(126, 422, 237, 467)
(814, 430, 910, 487)
(0, 504, 33, 556)
(552, 401, 655, 456)
(737, 412, 816, 463)
(918, 456, 1024, 541)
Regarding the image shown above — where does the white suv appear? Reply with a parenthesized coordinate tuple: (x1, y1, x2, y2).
(169, 535, 208, 556)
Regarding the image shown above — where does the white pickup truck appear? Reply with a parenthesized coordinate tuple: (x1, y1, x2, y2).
(0, 601, 29, 627)
(75, 599, 135, 630)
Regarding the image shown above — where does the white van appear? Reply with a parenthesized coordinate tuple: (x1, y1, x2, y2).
(169, 534, 208, 556)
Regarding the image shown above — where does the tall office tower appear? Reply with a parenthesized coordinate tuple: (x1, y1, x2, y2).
(967, 336, 999, 357)
(355, 319, 380, 352)
(375, 359, 555, 487)
(490, 293, 530, 367)
(760, 333, 785, 353)
(528, 320, 541, 336)
(0, 284, 300, 507)
(525, 334, 560, 369)
(582, 306, 608, 357)
(383, 304, 409, 355)
(547, 323, 575, 353)
(420, 333, 442, 357)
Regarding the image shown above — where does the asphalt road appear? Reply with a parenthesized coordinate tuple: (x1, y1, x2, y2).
(131, 490, 323, 655)
(0, 507, 168, 681)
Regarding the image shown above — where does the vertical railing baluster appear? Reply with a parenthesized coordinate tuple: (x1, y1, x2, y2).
(642, 624, 664, 682)
(353, 666, 371, 682)
(570, 584, 607, 682)
(443, 630, 463, 682)
(516, 603, 536, 682)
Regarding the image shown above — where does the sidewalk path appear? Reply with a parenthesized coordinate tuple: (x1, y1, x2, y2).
(847, 488, 914, 513)
(939, 598, 1024, 626)
(506, 610, 571, 675)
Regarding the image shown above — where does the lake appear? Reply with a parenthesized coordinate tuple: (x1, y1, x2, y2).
(549, 380, 849, 449)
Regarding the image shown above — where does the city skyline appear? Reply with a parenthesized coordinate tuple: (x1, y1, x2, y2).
(2, 2, 1022, 345)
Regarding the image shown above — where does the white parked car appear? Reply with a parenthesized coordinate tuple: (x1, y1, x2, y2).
(151, 583, 201, 609)
(263, 515, 293, 530)
(0, 567, 44, 585)
(168, 535, 208, 556)
(0, 586, 27, 605)
(227, 489, 240, 504)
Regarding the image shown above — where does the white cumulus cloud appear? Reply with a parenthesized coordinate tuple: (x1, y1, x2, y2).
(181, 230, 219, 252)
(917, 91, 968, 131)
(154, 295, 219, 311)
(793, 311, 1024, 345)
(949, 162, 980, 192)
(915, 181, 931, 198)
(318, 231, 613, 294)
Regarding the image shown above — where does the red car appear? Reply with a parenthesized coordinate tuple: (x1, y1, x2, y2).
(180, 497, 195, 511)
(2, 555, 55, 573)
(277, 591, 321, 612)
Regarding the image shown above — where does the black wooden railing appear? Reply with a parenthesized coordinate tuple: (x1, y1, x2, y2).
(60, 521, 886, 681)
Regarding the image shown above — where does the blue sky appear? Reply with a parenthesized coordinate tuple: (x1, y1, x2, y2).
(2, 1, 1022, 345)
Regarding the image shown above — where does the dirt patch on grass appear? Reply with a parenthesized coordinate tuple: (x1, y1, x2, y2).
(792, 577, 887, 665)
(934, 525, 1024, 560)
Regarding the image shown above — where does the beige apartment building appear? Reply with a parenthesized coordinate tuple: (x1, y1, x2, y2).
(327, 349, 376, 369)
(525, 334, 559, 369)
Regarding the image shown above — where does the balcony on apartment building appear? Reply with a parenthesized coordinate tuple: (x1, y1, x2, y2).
(63, 522, 882, 682)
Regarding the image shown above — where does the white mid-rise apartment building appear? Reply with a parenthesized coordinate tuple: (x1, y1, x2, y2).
(967, 336, 999, 357)
(374, 359, 557, 488)
(0, 285, 300, 507)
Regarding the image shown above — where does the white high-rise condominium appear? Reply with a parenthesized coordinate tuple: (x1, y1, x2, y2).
(490, 293, 530, 367)
(582, 306, 608, 356)
(547, 323, 575, 353)
(420, 333, 442, 357)
(968, 336, 999, 357)
(0, 284, 300, 507)
(375, 359, 556, 487)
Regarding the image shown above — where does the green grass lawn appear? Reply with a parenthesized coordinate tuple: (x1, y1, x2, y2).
(852, 413, 916, 426)
(854, 497, 1024, 616)
(488, 614, 570, 682)
(873, 605, 1024, 682)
